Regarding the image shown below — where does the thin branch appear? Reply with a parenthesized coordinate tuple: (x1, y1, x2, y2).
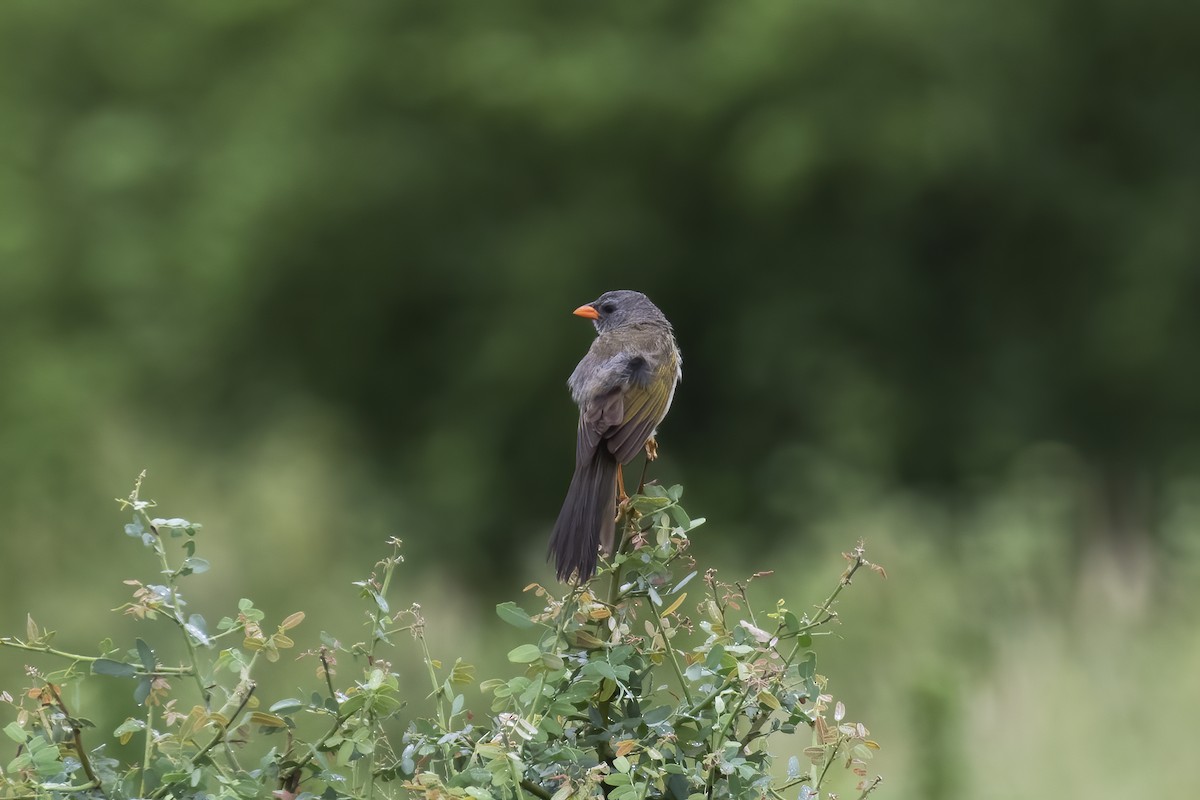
(45, 683, 100, 788)
(0, 638, 193, 675)
(520, 778, 553, 800)
(649, 603, 694, 706)
(856, 775, 884, 799)
(859, 772, 888, 796)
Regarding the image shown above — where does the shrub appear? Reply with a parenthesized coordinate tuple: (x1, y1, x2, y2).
(0, 473, 884, 799)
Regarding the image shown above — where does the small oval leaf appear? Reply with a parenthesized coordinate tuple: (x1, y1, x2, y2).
(92, 659, 138, 678)
(506, 644, 542, 664)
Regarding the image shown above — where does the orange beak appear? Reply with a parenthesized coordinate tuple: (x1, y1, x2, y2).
(573, 304, 600, 320)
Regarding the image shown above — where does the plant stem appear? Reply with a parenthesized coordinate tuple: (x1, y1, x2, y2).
(684, 675, 735, 718)
(417, 634, 449, 731)
(11, 780, 99, 796)
(140, 701, 155, 797)
(285, 706, 355, 780)
(45, 683, 100, 788)
(856, 775, 884, 798)
(649, 604, 694, 706)
(146, 516, 212, 708)
(519, 778, 552, 800)
(0, 638, 192, 674)
(365, 746, 376, 800)
(320, 647, 340, 711)
(812, 735, 846, 792)
(783, 547, 869, 665)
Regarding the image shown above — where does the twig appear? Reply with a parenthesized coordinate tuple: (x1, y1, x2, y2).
(147, 520, 212, 707)
(45, 683, 100, 788)
(0, 638, 193, 675)
(320, 648, 339, 711)
(812, 735, 846, 792)
(140, 700, 155, 797)
(649, 603, 694, 706)
(520, 778, 553, 800)
(856, 775, 884, 799)
(282, 703, 356, 786)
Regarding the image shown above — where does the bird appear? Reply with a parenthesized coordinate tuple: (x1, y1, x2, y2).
(548, 290, 682, 582)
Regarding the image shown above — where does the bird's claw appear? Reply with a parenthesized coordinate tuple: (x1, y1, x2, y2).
(644, 437, 659, 461)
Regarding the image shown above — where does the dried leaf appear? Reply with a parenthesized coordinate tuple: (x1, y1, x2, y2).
(615, 739, 638, 757)
(659, 593, 687, 619)
(738, 620, 772, 643)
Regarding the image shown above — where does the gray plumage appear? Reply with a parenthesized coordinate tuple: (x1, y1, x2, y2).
(549, 290, 682, 582)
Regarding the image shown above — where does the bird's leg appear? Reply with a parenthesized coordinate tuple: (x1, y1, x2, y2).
(615, 463, 632, 529)
(636, 436, 659, 494)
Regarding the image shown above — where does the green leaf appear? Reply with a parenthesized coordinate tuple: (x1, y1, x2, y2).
(133, 676, 152, 705)
(507, 644, 542, 664)
(182, 557, 210, 575)
(337, 737, 355, 766)
(631, 494, 671, 513)
(585, 661, 617, 681)
(496, 602, 535, 629)
(798, 651, 817, 679)
(705, 644, 726, 671)
(672, 571, 698, 593)
(642, 706, 671, 726)
(135, 638, 155, 672)
(372, 590, 389, 614)
(668, 504, 691, 529)
(269, 698, 304, 715)
(113, 717, 146, 741)
(3, 722, 26, 744)
(92, 658, 138, 678)
(186, 614, 210, 645)
(248, 712, 288, 728)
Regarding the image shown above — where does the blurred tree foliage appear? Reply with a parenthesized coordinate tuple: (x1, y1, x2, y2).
(1, 0, 1198, 584)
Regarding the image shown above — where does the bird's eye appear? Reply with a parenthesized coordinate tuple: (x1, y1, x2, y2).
(600, 303, 616, 314)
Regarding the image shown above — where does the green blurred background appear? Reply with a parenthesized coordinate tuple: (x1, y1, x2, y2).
(2, 0, 1198, 796)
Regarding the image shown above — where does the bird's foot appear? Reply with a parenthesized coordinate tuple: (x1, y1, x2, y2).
(644, 436, 659, 461)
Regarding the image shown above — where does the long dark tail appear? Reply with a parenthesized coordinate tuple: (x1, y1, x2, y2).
(549, 446, 618, 582)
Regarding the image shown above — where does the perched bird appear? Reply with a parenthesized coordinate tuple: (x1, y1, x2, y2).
(549, 290, 682, 582)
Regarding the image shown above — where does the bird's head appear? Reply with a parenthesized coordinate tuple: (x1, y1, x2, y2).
(573, 290, 670, 333)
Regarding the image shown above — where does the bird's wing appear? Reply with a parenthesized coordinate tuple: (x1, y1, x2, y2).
(604, 354, 676, 463)
(576, 350, 676, 466)
(576, 383, 622, 466)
